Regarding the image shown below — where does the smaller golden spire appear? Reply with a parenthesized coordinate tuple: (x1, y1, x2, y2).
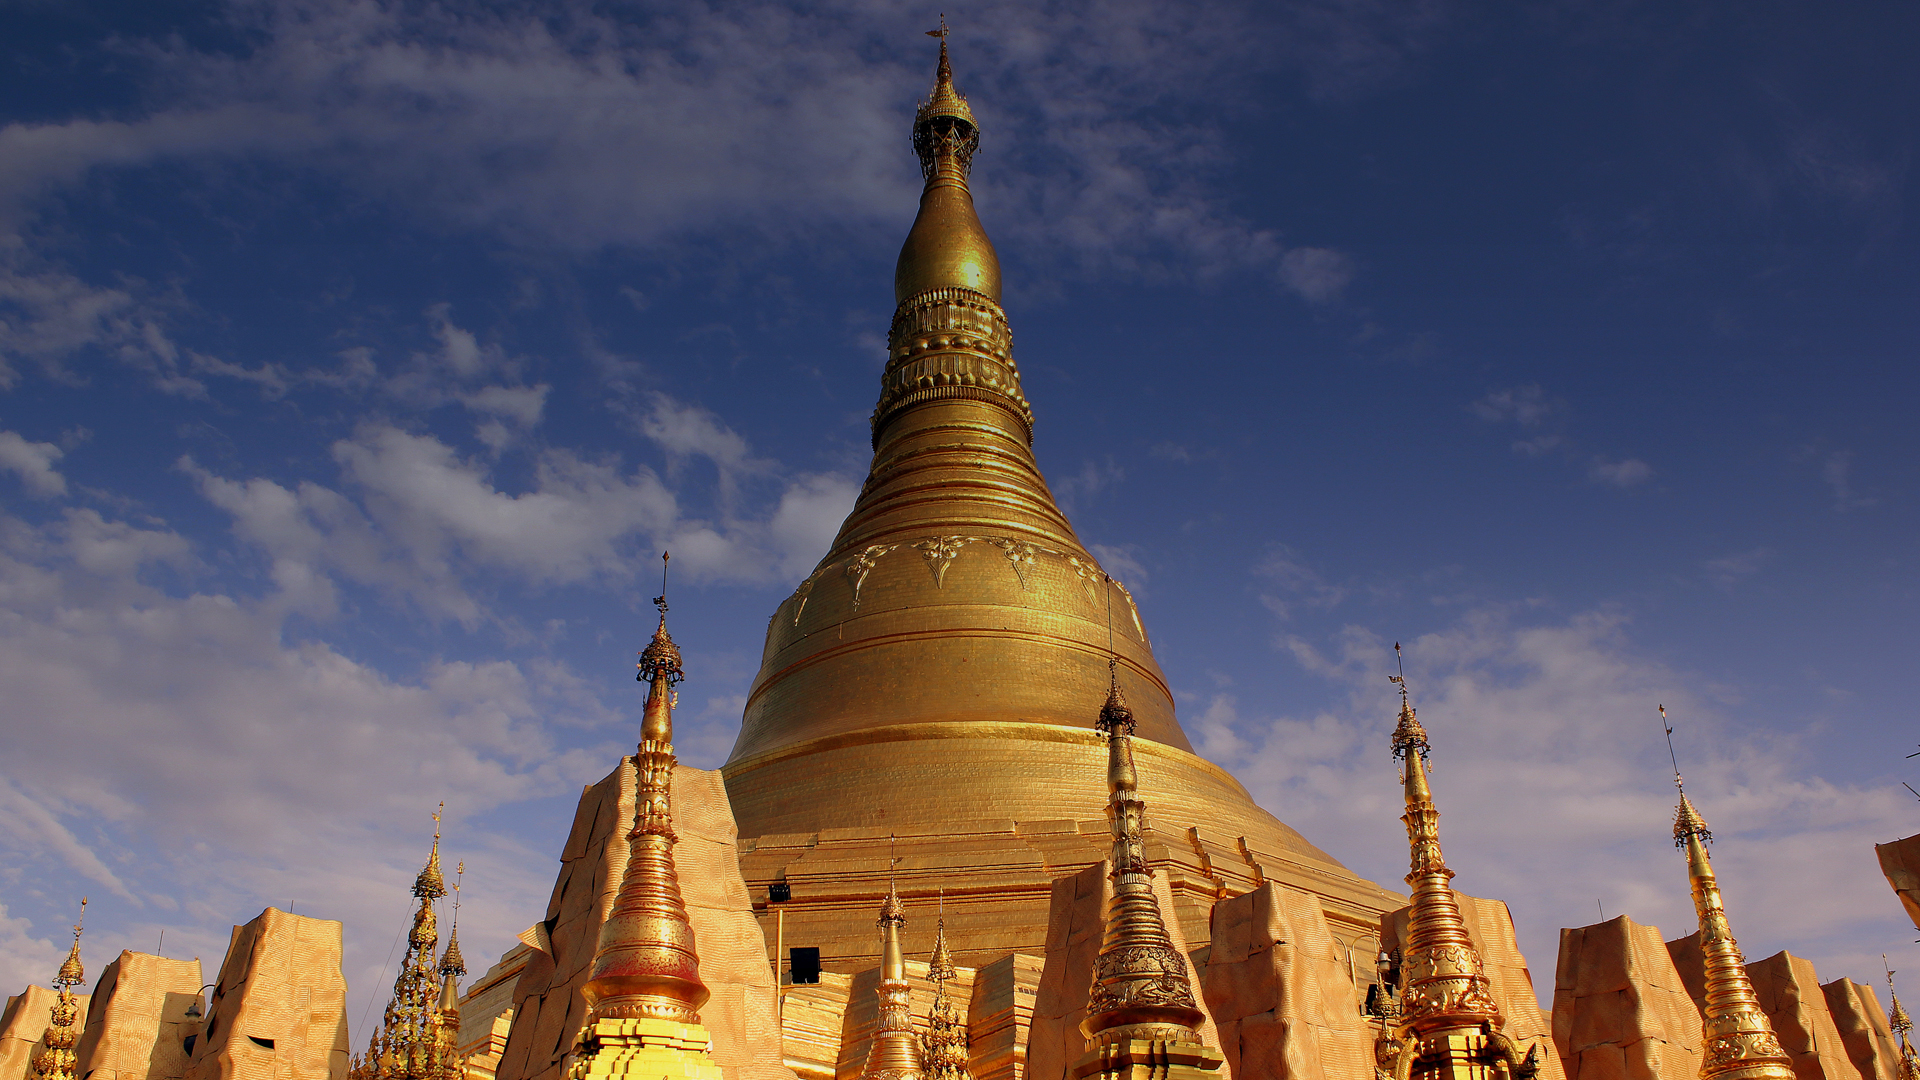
(569, 555, 723, 1080)
(35, 898, 87, 1080)
(1374, 646, 1541, 1080)
(1074, 585, 1221, 1080)
(922, 892, 972, 1080)
(1663, 706, 1793, 1080)
(579, 553, 708, 1026)
(861, 839, 923, 1080)
(1886, 959, 1919, 1080)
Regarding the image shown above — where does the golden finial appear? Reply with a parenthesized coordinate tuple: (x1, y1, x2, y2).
(56, 897, 86, 989)
(638, 552, 684, 686)
(915, 15, 976, 154)
(440, 863, 466, 979)
(1387, 643, 1429, 762)
(415, 804, 447, 900)
(1663, 707, 1794, 1080)
(928, 890, 955, 984)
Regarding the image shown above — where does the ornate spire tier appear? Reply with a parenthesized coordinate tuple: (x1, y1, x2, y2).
(1672, 790, 1793, 1080)
(33, 898, 86, 1080)
(1374, 668, 1540, 1080)
(570, 561, 723, 1080)
(351, 815, 459, 1080)
(920, 904, 972, 1080)
(860, 856, 924, 1080)
(1073, 678, 1222, 1080)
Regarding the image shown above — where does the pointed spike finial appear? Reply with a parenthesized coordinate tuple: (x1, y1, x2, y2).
(55, 897, 86, 989)
(1661, 704, 1684, 793)
(654, 550, 670, 616)
(638, 552, 684, 691)
(1664, 708, 1714, 847)
(415, 806, 447, 900)
(1387, 644, 1428, 763)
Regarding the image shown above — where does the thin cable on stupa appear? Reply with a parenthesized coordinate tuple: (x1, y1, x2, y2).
(569, 552, 721, 1080)
(1071, 577, 1221, 1080)
(33, 897, 86, 1080)
(351, 811, 455, 1080)
(1374, 645, 1540, 1080)
(861, 836, 923, 1080)
(921, 888, 971, 1080)
(1663, 706, 1794, 1080)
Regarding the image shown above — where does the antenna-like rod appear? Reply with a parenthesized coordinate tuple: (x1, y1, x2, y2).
(1387, 642, 1409, 709)
(654, 551, 671, 615)
(1104, 573, 1118, 692)
(1660, 705, 1684, 792)
(452, 862, 464, 929)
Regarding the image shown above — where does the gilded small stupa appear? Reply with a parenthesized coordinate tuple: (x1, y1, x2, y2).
(32, 898, 86, 1080)
(435, 865, 467, 1080)
(1664, 707, 1793, 1080)
(569, 557, 724, 1080)
(919, 903, 971, 1080)
(1074, 660, 1222, 1080)
(1375, 658, 1539, 1080)
(859, 849, 923, 1080)
(353, 811, 463, 1080)
(723, 16, 1398, 977)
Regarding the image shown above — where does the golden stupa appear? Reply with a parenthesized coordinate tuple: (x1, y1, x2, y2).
(722, 31, 1400, 974)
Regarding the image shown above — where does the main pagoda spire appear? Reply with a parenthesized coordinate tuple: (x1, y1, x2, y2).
(569, 554, 723, 1080)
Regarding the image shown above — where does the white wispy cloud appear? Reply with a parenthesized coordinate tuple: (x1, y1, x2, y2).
(0, 0, 1429, 356)
(1587, 456, 1653, 488)
(0, 431, 66, 498)
(1704, 546, 1773, 590)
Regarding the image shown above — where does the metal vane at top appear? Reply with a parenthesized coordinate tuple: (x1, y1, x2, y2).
(639, 552, 684, 689)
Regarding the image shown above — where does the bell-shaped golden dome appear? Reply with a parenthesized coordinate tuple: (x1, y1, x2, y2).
(722, 34, 1398, 981)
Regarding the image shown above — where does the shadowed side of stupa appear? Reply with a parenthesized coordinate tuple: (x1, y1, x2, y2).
(718, 34, 1404, 987)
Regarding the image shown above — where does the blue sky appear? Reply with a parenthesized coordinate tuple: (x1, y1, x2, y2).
(1, 0, 1915, 1026)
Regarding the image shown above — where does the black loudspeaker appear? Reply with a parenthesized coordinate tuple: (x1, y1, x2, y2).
(790, 947, 822, 985)
(769, 880, 792, 904)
